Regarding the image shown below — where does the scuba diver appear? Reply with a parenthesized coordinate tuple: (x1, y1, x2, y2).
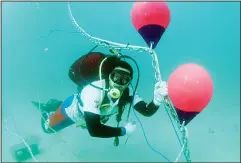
(32, 50, 168, 138)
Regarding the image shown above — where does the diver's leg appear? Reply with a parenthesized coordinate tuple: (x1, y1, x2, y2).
(40, 111, 55, 133)
(43, 95, 77, 133)
(32, 97, 75, 134)
(31, 100, 60, 133)
(38, 99, 62, 134)
(31, 99, 62, 113)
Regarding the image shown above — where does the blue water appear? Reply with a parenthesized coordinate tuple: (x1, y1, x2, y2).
(2, 2, 240, 162)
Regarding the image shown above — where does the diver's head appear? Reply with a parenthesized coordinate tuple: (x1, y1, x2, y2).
(108, 61, 133, 99)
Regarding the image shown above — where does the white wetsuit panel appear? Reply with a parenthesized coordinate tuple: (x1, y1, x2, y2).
(64, 80, 143, 123)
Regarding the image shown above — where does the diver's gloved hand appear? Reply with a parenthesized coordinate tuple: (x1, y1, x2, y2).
(153, 81, 168, 106)
(123, 122, 136, 136)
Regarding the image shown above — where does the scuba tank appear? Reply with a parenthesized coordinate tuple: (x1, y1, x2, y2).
(68, 52, 121, 88)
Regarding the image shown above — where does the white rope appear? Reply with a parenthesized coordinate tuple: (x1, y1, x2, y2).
(3, 117, 39, 162)
(67, 2, 150, 52)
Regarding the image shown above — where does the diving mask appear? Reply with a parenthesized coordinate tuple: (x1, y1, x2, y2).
(108, 67, 132, 99)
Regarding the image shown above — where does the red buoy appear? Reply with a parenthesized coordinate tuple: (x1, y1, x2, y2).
(131, 2, 170, 49)
(168, 63, 214, 125)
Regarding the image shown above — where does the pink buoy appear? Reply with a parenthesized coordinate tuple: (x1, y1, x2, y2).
(168, 63, 214, 113)
(131, 2, 170, 49)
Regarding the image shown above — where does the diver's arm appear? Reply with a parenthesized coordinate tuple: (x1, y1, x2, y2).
(80, 80, 138, 138)
(81, 81, 127, 138)
(129, 81, 168, 117)
(132, 94, 160, 117)
(81, 81, 126, 138)
(134, 101, 160, 117)
(84, 111, 126, 138)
